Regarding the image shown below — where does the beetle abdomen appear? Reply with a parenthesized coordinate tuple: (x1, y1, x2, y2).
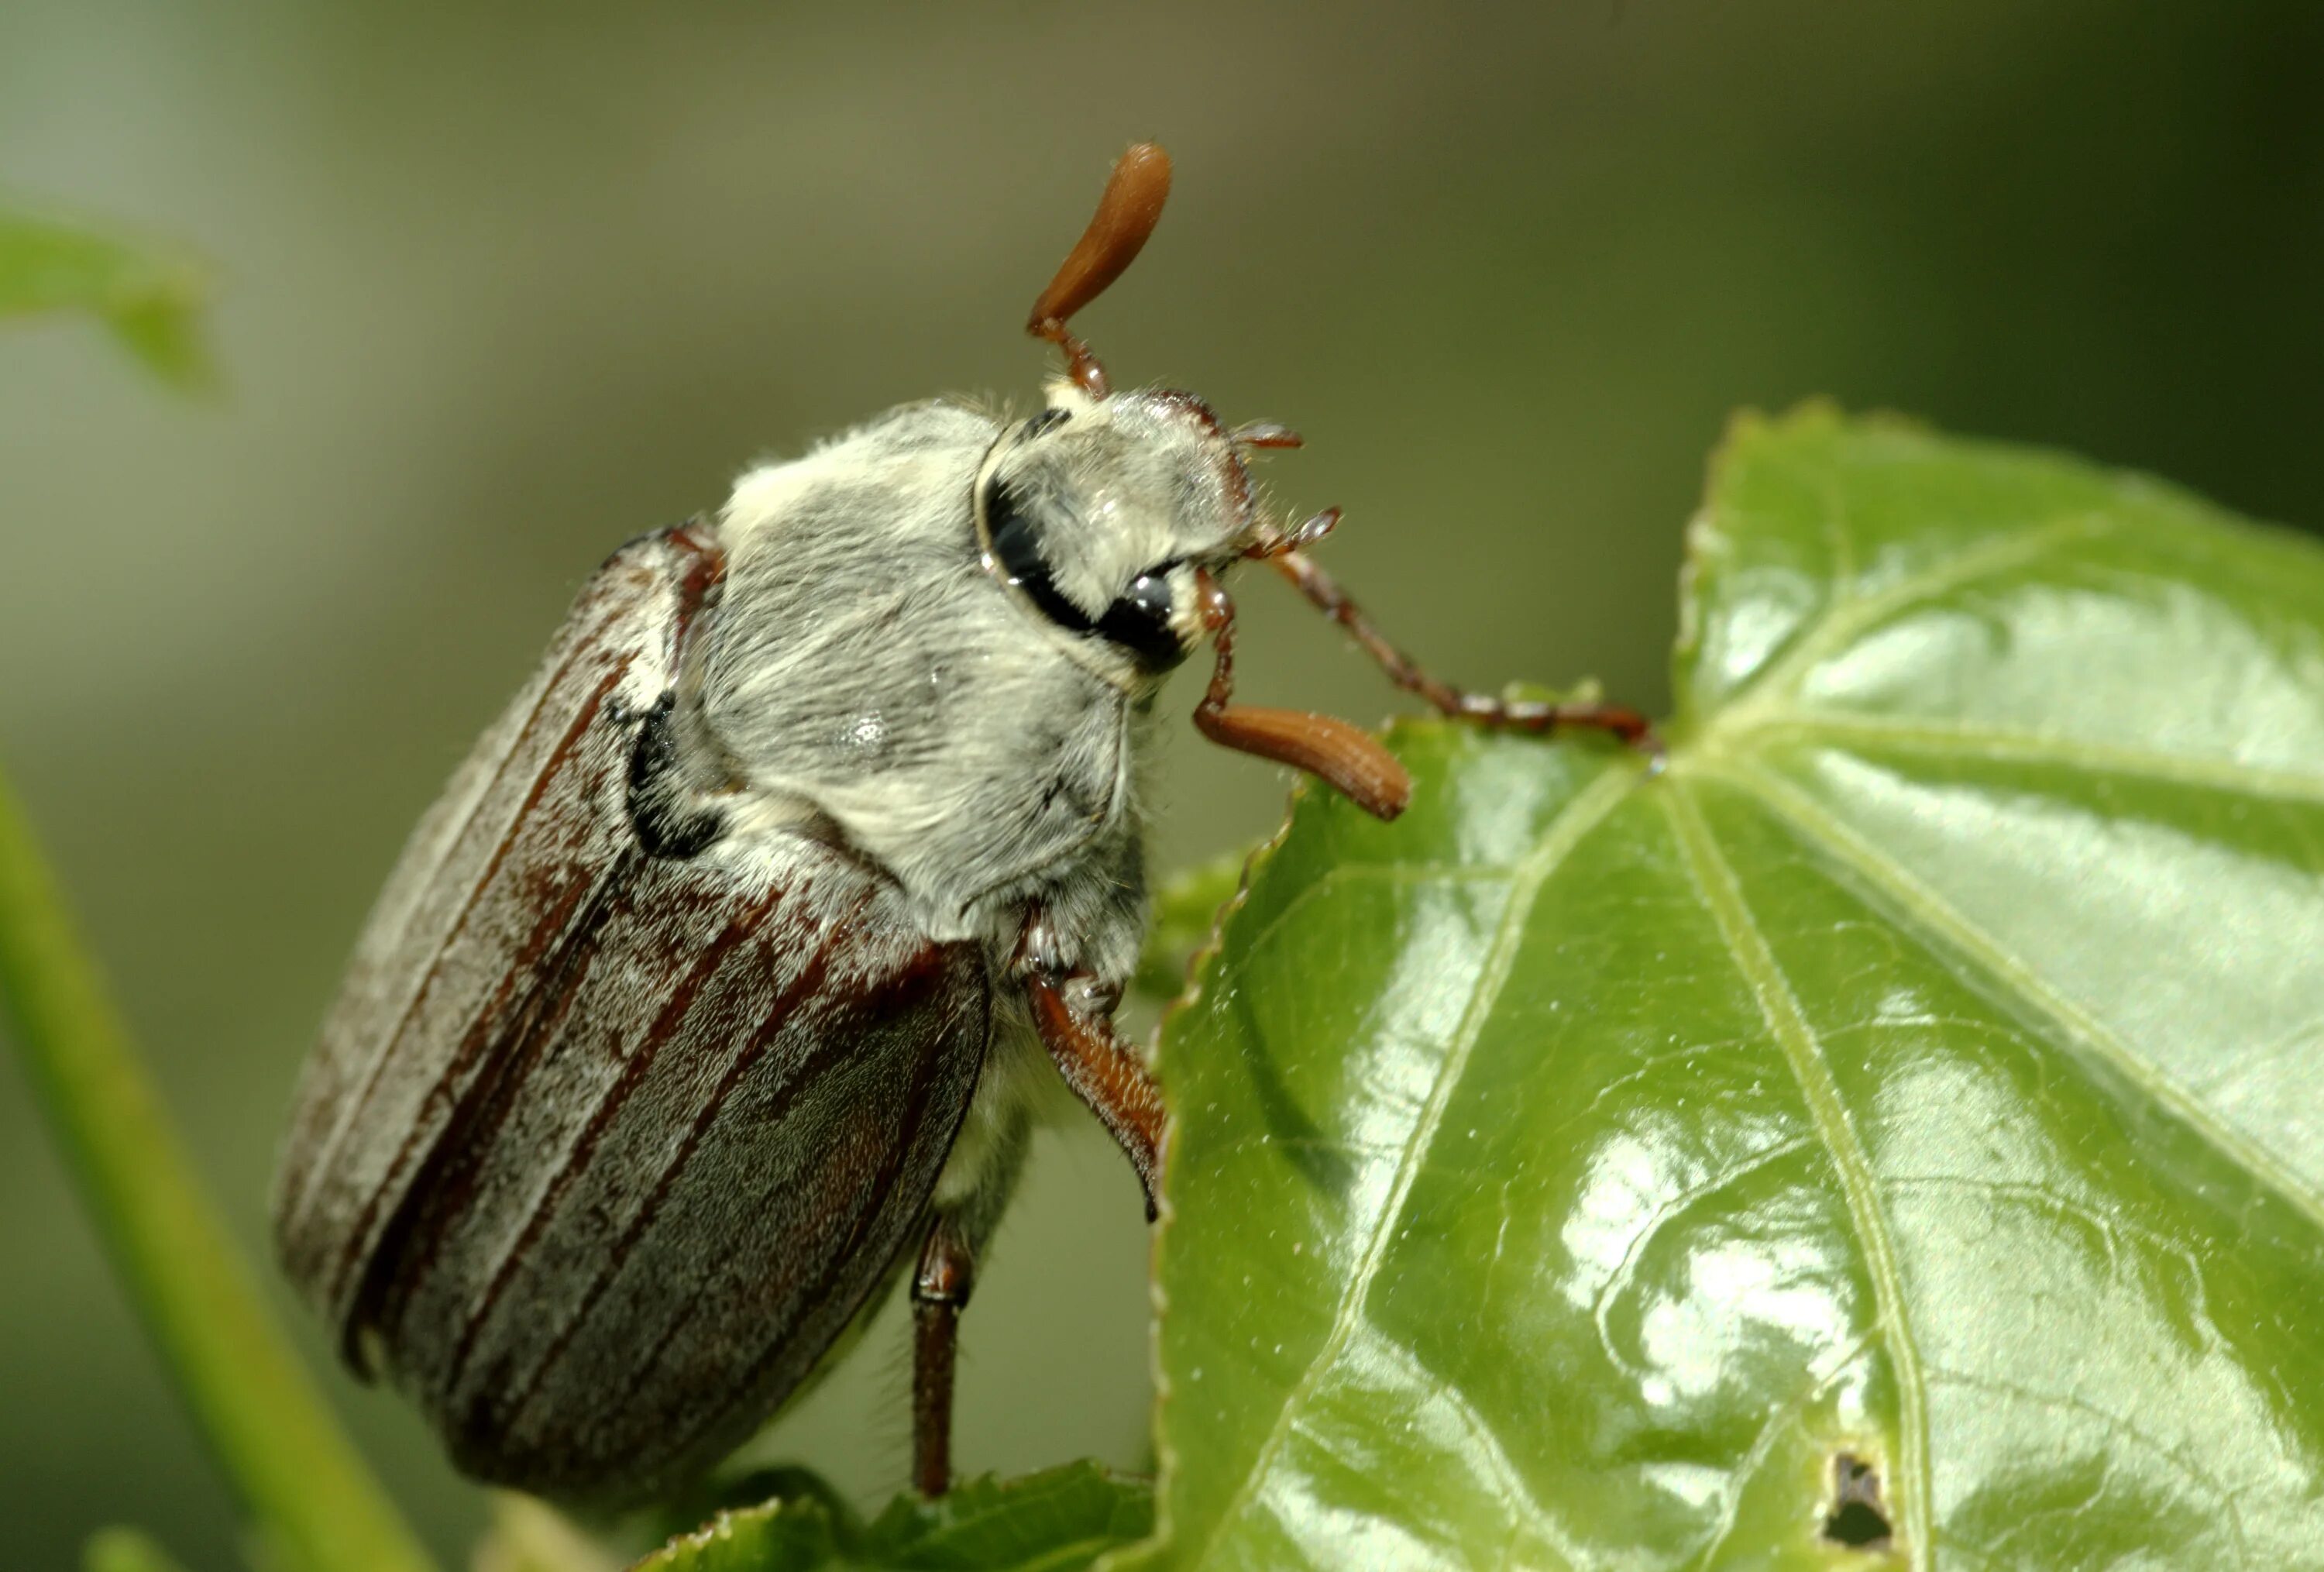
(386, 847, 988, 1499)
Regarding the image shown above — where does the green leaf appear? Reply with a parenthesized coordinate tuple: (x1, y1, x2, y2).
(1134, 853, 1249, 1006)
(0, 769, 436, 1572)
(0, 205, 214, 387)
(473, 1494, 628, 1572)
(632, 1462, 1151, 1572)
(1122, 408, 2324, 1569)
(84, 1529, 193, 1572)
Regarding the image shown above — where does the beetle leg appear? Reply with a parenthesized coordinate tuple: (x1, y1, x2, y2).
(1190, 569, 1412, 820)
(911, 1213, 975, 1497)
(908, 1107, 1029, 1498)
(1268, 546, 1662, 755)
(1024, 973, 1167, 1220)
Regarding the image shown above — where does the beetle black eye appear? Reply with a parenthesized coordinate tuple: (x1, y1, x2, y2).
(1097, 569, 1186, 669)
(982, 473, 1184, 669)
(984, 474, 1098, 639)
(983, 476, 1044, 590)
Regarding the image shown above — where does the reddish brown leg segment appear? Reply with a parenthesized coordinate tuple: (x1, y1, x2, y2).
(1025, 975, 1167, 1219)
(1270, 548, 1661, 754)
(1191, 572, 1412, 820)
(911, 1214, 975, 1498)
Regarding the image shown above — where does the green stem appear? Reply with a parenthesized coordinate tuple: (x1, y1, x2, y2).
(0, 767, 437, 1572)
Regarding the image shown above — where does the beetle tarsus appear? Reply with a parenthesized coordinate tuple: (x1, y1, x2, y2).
(1269, 548, 1665, 758)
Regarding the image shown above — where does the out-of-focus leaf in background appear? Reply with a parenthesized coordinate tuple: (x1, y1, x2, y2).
(631, 1463, 1150, 1572)
(1127, 409, 2324, 1568)
(1134, 855, 1249, 1009)
(2, 203, 437, 1572)
(0, 206, 212, 387)
(84, 1528, 194, 1572)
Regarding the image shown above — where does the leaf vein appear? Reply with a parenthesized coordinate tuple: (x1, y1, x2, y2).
(1659, 784, 1935, 1570)
(1686, 1326, 1882, 1572)
(1182, 763, 1638, 1569)
(1727, 714, 2324, 808)
(1719, 510, 2115, 727)
(1720, 759, 2324, 1242)
(1927, 1365, 2254, 1569)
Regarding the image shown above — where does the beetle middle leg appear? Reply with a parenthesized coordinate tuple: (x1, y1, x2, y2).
(1267, 538, 1661, 754)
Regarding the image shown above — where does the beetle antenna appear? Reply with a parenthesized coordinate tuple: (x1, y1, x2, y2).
(1026, 143, 1173, 400)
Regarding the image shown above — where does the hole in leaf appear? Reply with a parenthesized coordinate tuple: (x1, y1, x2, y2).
(1824, 1500, 1892, 1549)
(1821, 1452, 1893, 1550)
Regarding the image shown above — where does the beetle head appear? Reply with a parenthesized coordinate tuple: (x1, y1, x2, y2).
(974, 379, 1281, 677)
(989, 143, 1313, 681)
(990, 141, 1414, 817)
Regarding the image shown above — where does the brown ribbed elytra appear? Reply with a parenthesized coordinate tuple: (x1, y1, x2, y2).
(273, 528, 993, 1502)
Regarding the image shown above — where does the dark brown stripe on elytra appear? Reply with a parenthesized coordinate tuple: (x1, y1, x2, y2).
(361, 846, 647, 1336)
(347, 844, 641, 1365)
(301, 531, 693, 1221)
(435, 873, 787, 1394)
(325, 657, 635, 1317)
(620, 942, 975, 1462)
(492, 886, 879, 1431)
(285, 592, 631, 1250)
(664, 524, 727, 653)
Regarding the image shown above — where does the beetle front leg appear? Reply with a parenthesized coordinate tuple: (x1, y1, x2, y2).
(1269, 543, 1661, 754)
(1023, 973, 1167, 1219)
(911, 1213, 975, 1498)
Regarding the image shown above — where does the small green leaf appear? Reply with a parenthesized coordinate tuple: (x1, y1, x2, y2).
(473, 1495, 628, 1572)
(84, 1529, 192, 1572)
(1125, 409, 2324, 1568)
(633, 1463, 1151, 1572)
(0, 205, 214, 386)
(1133, 852, 1250, 1006)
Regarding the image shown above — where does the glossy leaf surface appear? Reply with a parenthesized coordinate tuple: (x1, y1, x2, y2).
(632, 1464, 1151, 1572)
(1120, 410, 2324, 1569)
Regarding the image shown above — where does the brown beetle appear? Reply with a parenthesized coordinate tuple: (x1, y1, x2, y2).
(270, 143, 1651, 1504)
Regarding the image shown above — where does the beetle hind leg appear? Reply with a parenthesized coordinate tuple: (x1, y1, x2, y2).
(910, 1103, 1030, 1498)
(911, 1214, 975, 1498)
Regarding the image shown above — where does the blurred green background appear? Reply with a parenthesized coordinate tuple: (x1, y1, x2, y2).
(5, 2, 2322, 1567)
